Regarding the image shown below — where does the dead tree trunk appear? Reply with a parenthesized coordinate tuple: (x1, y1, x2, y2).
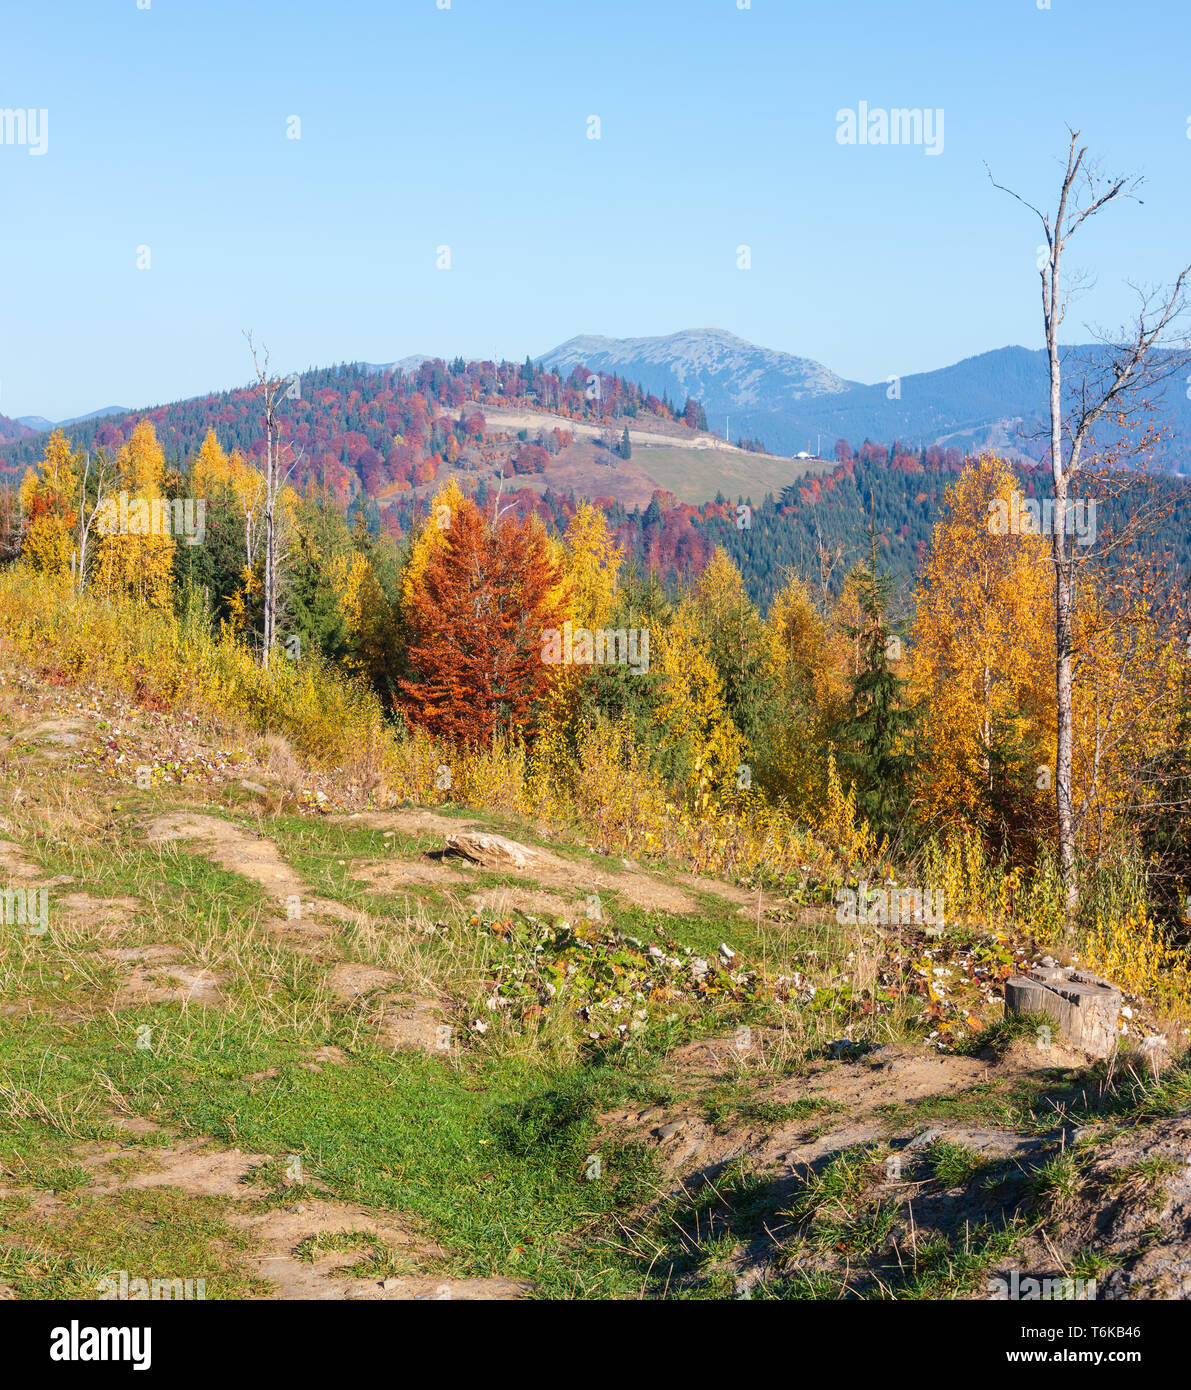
(989, 128, 1189, 917)
(246, 334, 300, 669)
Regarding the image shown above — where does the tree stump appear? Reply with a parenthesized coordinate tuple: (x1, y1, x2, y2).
(1004, 964, 1122, 1058)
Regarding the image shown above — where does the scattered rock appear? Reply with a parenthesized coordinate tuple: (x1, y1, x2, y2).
(446, 832, 545, 872)
(903, 1126, 945, 1151)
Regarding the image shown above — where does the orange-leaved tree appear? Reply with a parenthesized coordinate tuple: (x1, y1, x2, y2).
(397, 497, 566, 745)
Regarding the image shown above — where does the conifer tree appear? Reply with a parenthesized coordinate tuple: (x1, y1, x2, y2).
(835, 528, 915, 836)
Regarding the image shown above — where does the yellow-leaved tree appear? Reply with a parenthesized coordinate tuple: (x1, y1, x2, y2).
(92, 421, 176, 608)
(399, 478, 468, 615)
(531, 503, 623, 808)
(762, 569, 835, 816)
(561, 501, 622, 630)
(191, 428, 267, 543)
(692, 548, 768, 703)
(653, 601, 745, 812)
(909, 454, 1053, 838)
(326, 548, 402, 694)
(1067, 576, 1184, 860)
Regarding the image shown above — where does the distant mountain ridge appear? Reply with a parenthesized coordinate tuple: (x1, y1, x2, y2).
(540, 328, 854, 437)
(16, 406, 129, 433)
(9, 329, 1190, 474)
(538, 329, 1191, 467)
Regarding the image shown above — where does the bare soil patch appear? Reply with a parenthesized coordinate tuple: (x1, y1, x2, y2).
(327, 962, 400, 1003)
(54, 893, 141, 940)
(1043, 1114, 1191, 1298)
(351, 858, 467, 892)
(81, 1139, 273, 1199)
(371, 994, 455, 1055)
(105, 944, 224, 1008)
(226, 1195, 526, 1298)
(335, 810, 481, 837)
(444, 832, 697, 914)
(0, 840, 46, 882)
(144, 812, 361, 930)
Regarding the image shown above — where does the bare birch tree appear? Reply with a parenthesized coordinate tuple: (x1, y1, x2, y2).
(989, 127, 1190, 913)
(73, 447, 115, 592)
(245, 333, 303, 667)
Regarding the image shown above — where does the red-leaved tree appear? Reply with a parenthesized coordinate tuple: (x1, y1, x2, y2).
(398, 499, 566, 745)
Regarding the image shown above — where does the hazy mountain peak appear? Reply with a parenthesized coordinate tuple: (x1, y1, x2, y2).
(538, 330, 854, 438)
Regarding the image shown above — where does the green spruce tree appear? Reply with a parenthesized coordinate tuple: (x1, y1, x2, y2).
(835, 527, 915, 838)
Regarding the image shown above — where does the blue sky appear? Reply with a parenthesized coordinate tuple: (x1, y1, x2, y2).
(2, 0, 1189, 420)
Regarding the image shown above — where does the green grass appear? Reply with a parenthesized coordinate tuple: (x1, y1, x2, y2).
(3, 696, 1188, 1302)
(701, 1081, 841, 1132)
(0, 1010, 667, 1298)
(956, 1009, 1056, 1059)
(0, 1188, 269, 1300)
(782, 1146, 879, 1227)
(925, 1138, 996, 1188)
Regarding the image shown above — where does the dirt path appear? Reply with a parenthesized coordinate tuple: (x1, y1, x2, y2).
(46, 1130, 529, 1301)
(144, 812, 359, 926)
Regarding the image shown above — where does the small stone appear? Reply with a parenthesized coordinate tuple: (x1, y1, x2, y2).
(655, 1120, 686, 1141)
(381, 1277, 400, 1291)
(905, 1127, 944, 1150)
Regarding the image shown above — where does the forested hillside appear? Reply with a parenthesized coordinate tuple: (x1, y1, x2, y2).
(0, 358, 701, 504)
(0, 413, 33, 445)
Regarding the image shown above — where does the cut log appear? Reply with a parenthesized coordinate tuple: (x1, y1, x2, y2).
(1004, 965, 1122, 1058)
